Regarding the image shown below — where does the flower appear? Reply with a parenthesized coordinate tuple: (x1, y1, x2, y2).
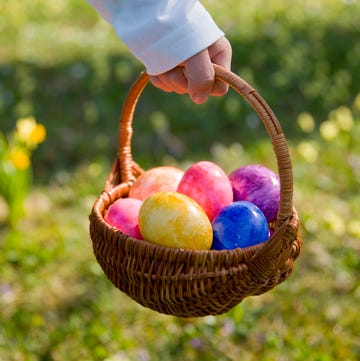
(0, 116, 45, 227)
(15, 117, 37, 142)
(29, 123, 46, 145)
(9, 148, 30, 170)
(15, 116, 46, 148)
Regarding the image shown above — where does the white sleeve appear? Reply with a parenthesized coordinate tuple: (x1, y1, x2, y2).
(87, 0, 224, 75)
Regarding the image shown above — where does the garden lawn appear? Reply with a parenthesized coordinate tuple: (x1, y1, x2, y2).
(1, 1, 360, 360)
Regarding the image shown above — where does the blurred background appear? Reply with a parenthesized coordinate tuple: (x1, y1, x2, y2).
(1, 0, 360, 360)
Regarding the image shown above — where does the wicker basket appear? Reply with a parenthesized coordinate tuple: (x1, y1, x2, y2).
(89, 65, 302, 318)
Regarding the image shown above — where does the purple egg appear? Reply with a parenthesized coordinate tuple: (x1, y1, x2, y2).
(212, 201, 269, 250)
(229, 164, 280, 223)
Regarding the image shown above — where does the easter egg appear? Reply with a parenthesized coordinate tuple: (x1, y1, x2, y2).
(212, 201, 269, 250)
(104, 198, 143, 239)
(229, 164, 280, 223)
(177, 161, 233, 221)
(129, 166, 184, 201)
(138, 191, 212, 250)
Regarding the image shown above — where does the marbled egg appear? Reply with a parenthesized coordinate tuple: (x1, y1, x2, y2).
(212, 201, 269, 250)
(129, 166, 184, 201)
(177, 161, 233, 221)
(229, 164, 280, 223)
(104, 198, 143, 239)
(138, 191, 212, 250)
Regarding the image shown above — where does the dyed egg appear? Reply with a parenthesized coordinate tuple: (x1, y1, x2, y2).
(104, 198, 143, 239)
(212, 201, 269, 250)
(129, 166, 184, 201)
(177, 161, 233, 221)
(229, 164, 280, 223)
(138, 191, 212, 250)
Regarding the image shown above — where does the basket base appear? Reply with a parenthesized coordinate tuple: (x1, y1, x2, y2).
(89, 204, 301, 318)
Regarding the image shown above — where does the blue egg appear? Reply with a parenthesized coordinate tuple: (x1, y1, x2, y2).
(211, 201, 269, 250)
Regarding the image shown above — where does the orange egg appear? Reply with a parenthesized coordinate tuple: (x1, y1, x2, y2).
(138, 191, 213, 250)
(129, 166, 184, 201)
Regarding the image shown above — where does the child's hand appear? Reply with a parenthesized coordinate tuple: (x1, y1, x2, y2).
(149, 37, 232, 104)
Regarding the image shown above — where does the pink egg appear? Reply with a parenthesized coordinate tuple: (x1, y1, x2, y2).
(129, 166, 184, 201)
(104, 198, 143, 239)
(177, 161, 233, 221)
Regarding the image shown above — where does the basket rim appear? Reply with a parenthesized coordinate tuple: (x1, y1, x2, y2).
(91, 185, 300, 282)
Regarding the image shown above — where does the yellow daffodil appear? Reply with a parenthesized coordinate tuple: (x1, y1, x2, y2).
(15, 116, 46, 148)
(15, 117, 37, 143)
(29, 123, 46, 145)
(9, 148, 30, 170)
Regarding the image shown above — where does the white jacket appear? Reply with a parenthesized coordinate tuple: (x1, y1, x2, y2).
(87, 0, 224, 75)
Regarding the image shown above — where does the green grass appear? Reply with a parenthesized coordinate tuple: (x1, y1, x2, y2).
(1, 1, 360, 360)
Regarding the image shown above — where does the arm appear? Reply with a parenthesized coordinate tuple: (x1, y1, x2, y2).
(87, 0, 232, 103)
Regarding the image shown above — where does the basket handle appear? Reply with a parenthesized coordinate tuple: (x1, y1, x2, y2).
(117, 64, 294, 226)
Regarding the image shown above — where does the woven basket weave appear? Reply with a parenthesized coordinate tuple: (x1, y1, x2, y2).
(89, 65, 302, 318)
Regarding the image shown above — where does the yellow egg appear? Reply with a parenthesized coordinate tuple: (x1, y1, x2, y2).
(138, 191, 213, 250)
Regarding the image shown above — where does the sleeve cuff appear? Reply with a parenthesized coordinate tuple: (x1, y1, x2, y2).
(112, 1, 224, 75)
